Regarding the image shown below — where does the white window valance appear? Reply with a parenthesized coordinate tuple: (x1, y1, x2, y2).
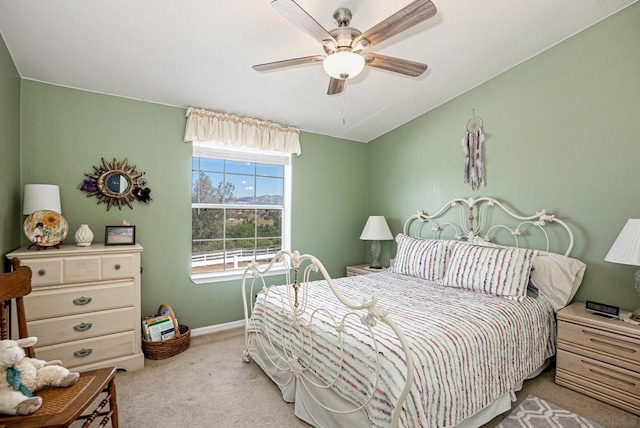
(184, 107, 301, 155)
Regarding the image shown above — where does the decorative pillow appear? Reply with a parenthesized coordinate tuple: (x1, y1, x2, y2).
(529, 252, 586, 311)
(443, 241, 538, 300)
(392, 234, 449, 280)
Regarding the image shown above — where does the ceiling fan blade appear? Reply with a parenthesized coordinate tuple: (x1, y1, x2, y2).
(327, 78, 345, 95)
(271, 0, 337, 45)
(356, 0, 437, 49)
(253, 55, 324, 71)
(364, 53, 428, 77)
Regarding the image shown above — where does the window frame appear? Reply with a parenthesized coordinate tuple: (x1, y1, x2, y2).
(190, 145, 291, 284)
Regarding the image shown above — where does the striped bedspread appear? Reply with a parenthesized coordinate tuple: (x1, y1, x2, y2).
(248, 270, 556, 427)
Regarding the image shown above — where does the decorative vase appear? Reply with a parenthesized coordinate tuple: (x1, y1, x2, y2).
(74, 224, 94, 247)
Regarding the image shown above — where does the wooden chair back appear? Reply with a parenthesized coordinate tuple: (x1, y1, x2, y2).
(0, 258, 35, 357)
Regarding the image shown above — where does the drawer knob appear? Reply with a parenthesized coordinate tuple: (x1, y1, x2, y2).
(73, 348, 93, 358)
(38, 269, 46, 276)
(72, 296, 92, 306)
(73, 322, 93, 332)
(114, 264, 121, 270)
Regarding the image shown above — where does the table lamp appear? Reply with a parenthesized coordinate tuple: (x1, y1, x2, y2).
(359, 216, 393, 269)
(23, 184, 66, 249)
(605, 219, 640, 319)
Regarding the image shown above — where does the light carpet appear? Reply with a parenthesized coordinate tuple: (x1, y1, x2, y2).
(103, 328, 639, 427)
(496, 395, 602, 428)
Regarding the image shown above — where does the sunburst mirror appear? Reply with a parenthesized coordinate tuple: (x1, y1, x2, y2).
(82, 158, 151, 211)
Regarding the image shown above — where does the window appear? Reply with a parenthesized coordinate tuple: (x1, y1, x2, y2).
(191, 146, 291, 282)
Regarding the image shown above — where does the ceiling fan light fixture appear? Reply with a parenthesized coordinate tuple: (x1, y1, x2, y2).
(323, 50, 365, 80)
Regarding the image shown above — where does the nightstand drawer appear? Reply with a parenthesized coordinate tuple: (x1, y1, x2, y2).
(24, 282, 135, 320)
(35, 331, 138, 370)
(558, 320, 640, 365)
(28, 307, 136, 346)
(557, 349, 640, 396)
(346, 264, 383, 276)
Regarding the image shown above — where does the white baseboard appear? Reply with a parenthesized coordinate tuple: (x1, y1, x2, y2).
(190, 319, 244, 337)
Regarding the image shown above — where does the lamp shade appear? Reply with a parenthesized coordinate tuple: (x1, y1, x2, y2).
(23, 184, 61, 214)
(323, 51, 365, 80)
(605, 219, 640, 266)
(359, 216, 393, 241)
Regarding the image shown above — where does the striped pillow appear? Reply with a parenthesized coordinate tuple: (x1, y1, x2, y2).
(443, 241, 537, 300)
(392, 234, 449, 280)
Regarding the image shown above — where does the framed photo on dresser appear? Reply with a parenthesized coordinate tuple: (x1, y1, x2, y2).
(105, 225, 136, 245)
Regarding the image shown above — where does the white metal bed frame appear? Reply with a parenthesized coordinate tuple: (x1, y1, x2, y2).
(241, 197, 576, 427)
(403, 197, 574, 256)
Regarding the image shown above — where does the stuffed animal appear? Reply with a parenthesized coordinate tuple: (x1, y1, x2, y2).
(0, 337, 80, 415)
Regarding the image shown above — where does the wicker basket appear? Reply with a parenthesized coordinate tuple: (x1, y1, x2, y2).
(141, 304, 191, 360)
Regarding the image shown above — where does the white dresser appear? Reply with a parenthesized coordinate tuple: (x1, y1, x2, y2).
(6, 244, 144, 372)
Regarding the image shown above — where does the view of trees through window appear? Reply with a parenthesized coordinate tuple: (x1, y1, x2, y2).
(192, 157, 284, 274)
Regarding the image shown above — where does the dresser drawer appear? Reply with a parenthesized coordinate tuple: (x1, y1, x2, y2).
(28, 307, 136, 346)
(35, 331, 138, 370)
(558, 320, 640, 365)
(557, 349, 640, 396)
(24, 282, 135, 320)
(101, 254, 135, 279)
(21, 259, 63, 286)
(63, 256, 101, 283)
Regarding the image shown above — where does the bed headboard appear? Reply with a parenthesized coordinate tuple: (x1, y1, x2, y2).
(403, 197, 575, 256)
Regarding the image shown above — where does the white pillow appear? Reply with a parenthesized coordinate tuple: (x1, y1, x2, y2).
(529, 252, 586, 311)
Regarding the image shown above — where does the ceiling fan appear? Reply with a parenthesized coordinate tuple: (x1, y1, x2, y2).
(253, 0, 437, 95)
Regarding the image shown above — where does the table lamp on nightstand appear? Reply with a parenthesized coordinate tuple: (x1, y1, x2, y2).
(360, 215, 393, 269)
(605, 219, 640, 319)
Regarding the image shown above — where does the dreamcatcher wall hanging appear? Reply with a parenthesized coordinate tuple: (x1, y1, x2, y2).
(462, 111, 485, 190)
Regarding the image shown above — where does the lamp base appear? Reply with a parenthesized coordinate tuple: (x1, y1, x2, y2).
(24, 210, 68, 250)
(370, 240, 382, 269)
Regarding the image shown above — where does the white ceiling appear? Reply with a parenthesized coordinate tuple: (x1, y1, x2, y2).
(0, 0, 636, 143)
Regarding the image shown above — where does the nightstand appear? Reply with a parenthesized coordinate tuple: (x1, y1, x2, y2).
(556, 301, 640, 415)
(346, 264, 386, 277)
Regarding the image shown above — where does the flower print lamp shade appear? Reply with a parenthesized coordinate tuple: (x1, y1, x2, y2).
(24, 210, 68, 249)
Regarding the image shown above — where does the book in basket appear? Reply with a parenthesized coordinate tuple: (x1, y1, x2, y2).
(143, 314, 176, 342)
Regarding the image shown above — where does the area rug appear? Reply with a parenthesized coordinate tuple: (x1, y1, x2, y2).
(497, 394, 603, 428)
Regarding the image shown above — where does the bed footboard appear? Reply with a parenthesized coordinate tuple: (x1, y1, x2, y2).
(241, 250, 414, 428)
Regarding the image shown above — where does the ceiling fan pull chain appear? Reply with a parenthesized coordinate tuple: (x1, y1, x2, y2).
(342, 93, 346, 125)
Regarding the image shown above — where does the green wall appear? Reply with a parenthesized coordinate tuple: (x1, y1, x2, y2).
(368, 3, 640, 311)
(0, 31, 21, 271)
(19, 81, 367, 328)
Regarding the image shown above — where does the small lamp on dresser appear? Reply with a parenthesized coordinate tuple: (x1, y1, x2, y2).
(605, 218, 640, 319)
(22, 184, 67, 249)
(359, 215, 393, 269)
